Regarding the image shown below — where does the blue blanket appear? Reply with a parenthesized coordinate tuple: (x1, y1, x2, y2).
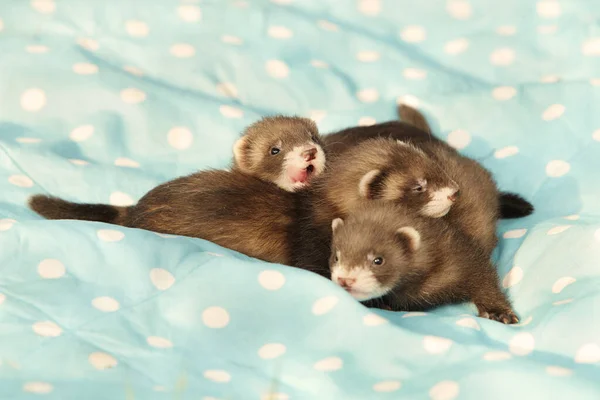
(1, 0, 599, 399)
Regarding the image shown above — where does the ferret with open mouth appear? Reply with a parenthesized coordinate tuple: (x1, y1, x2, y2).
(329, 202, 518, 324)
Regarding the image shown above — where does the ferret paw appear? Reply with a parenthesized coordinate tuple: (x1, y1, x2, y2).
(479, 309, 519, 325)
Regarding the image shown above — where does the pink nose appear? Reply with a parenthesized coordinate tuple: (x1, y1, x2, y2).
(302, 147, 317, 162)
(337, 277, 356, 288)
(448, 190, 459, 202)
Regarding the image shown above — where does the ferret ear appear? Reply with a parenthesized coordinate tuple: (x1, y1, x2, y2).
(331, 218, 344, 232)
(358, 169, 384, 199)
(396, 226, 421, 252)
(233, 136, 249, 168)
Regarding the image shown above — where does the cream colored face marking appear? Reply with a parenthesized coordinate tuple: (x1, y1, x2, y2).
(276, 142, 325, 191)
(421, 186, 456, 217)
(331, 255, 391, 301)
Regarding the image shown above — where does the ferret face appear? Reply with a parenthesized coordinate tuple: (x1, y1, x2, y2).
(329, 215, 421, 301)
(360, 141, 459, 218)
(233, 116, 326, 191)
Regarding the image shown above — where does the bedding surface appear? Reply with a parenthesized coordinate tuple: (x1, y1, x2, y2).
(1, 0, 599, 399)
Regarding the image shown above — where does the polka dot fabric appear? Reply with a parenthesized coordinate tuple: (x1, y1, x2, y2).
(0, 0, 599, 399)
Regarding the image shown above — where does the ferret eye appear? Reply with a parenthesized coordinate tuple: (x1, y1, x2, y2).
(270, 147, 281, 155)
(334, 255, 339, 262)
(373, 257, 384, 266)
(412, 185, 425, 193)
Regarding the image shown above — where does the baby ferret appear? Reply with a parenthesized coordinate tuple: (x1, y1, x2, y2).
(29, 116, 325, 265)
(329, 202, 518, 324)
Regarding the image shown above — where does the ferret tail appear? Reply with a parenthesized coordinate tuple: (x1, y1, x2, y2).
(29, 195, 129, 225)
(499, 192, 534, 219)
(397, 104, 432, 134)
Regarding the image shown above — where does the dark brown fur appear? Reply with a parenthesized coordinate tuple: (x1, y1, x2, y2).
(331, 203, 518, 324)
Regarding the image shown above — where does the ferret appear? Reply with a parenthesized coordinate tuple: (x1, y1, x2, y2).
(329, 202, 518, 324)
(29, 116, 326, 265)
(322, 105, 534, 221)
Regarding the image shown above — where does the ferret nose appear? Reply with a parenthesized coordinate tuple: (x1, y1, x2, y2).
(448, 190, 459, 202)
(337, 277, 356, 288)
(302, 147, 317, 162)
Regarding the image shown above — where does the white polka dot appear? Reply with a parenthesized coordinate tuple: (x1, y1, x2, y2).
(38, 259, 65, 279)
(358, 0, 381, 16)
(258, 343, 286, 359)
(447, 129, 471, 149)
(109, 192, 135, 206)
(92, 296, 120, 312)
(502, 266, 523, 288)
(447, 0, 472, 20)
(582, 38, 600, 56)
(261, 393, 289, 400)
(77, 38, 99, 51)
(400, 25, 426, 43)
(69, 125, 94, 142)
(564, 214, 580, 220)
(494, 146, 519, 159)
(423, 336, 453, 354)
(221, 35, 243, 45)
(8, 175, 33, 188)
(271, 0, 292, 4)
(313, 356, 343, 371)
(545, 160, 570, 177)
(358, 117, 377, 127)
(0, 293, 5, 305)
(429, 380, 460, 400)
(97, 229, 125, 242)
(456, 317, 480, 330)
(541, 74, 559, 83)
(594, 228, 600, 242)
(356, 51, 380, 62)
(575, 343, 600, 364)
(538, 25, 558, 34)
(20, 88, 46, 112)
(26, 45, 50, 54)
(552, 298, 573, 306)
(0, 219, 16, 231)
(268, 26, 293, 39)
(496, 25, 517, 36)
(177, 5, 202, 22)
(310, 60, 329, 68)
(23, 382, 53, 394)
(120, 88, 146, 104)
(403, 68, 427, 80)
(483, 351, 512, 361)
(125, 20, 149, 37)
(537, 1, 561, 18)
(72, 63, 98, 75)
(33, 321, 62, 337)
(114, 157, 140, 168)
(266, 60, 290, 78)
(219, 105, 244, 119)
(216, 82, 238, 99)
(170, 43, 195, 58)
(153, 386, 166, 392)
(69, 159, 89, 166)
(362, 313, 388, 326)
(147, 336, 173, 349)
(515, 315, 533, 327)
(89, 352, 117, 370)
(312, 295, 339, 315)
(509, 332, 535, 356)
(166, 127, 193, 150)
(542, 104, 565, 121)
(396, 94, 420, 108)
(202, 306, 230, 328)
(317, 20, 339, 31)
(308, 110, 327, 123)
(0, 18, 3, 32)
(203, 370, 231, 383)
(546, 366, 573, 376)
(123, 65, 144, 76)
(492, 86, 517, 101)
(490, 48, 516, 66)
(258, 270, 286, 290)
(590, 78, 600, 86)
(356, 88, 379, 103)
(551, 276, 576, 294)
(503, 229, 527, 239)
(373, 380, 401, 392)
(402, 311, 427, 318)
(31, 0, 55, 14)
(150, 268, 175, 291)
(16, 137, 42, 144)
(593, 129, 600, 141)
(444, 38, 469, 55)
